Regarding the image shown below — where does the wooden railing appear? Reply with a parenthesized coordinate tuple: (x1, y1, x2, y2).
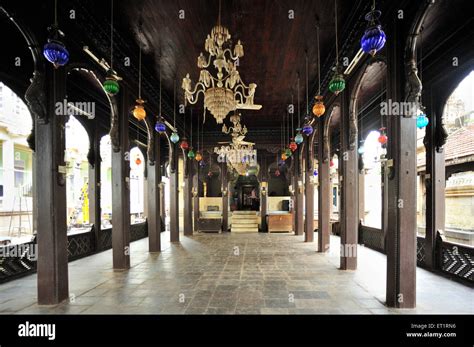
(0, 221, 148, 284)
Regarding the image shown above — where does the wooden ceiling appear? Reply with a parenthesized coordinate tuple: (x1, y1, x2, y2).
(123, 0, 354, 135)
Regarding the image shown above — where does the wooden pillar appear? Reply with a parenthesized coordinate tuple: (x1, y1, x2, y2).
(169, 144, 179, 242)
(294, 149, 304, 236)
(424, 95, 445, 268)
(183, 156, 193, 236)
(111, 87, 131, 270)
(385, 20, 417, 308)
(221, 163, 229, 232)
(147, 130, 161, 252)
(36, 67, 69, 305)
(305, 142, 314, 242)
(340, 92, 358, 270)
(318, 118, 331, 252)
(193, 168, 200, 232)
(88, 124, 101, 250)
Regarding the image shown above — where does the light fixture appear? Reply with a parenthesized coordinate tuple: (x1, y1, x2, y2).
(132, 98, 146, 121)
(170, 132, 180, 143)
(222, 113, 248, 137)
(312, 26, 325, 117)
(180, 138, 189, 150)
(102, 0, 120, 95)
(103, 71, 120, 95)
(155, 58, 166, 133)
(281, 152, 288, 161)
(43, 0, 69, 68)
(302, 124, 313, 136)
(329, 0, 345, 95)
(43, 30, 69, 68)
(378, 127, 388, 145)
(275, 169, 281, 177)
(313, 169, 318, 177)
(133, 44, 147, 121)
(295, 131, 304, 145)
(135, 156, 142, 166)
(188, 148, 196, 159)
(285, 148, 292, 157)
(361, 0, 386, 56)
(182, 1, 261, 124)
(417, 108, 429, 129)
(289, 141, 298, 152)
(313, 96, 325, 117)
(155, 118, 166, 133)
(195, 152, 203, 162)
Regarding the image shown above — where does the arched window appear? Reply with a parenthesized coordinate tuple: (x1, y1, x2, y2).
(100, 135, 112, 228)
(362, 130, 383, 228)
(65, 117, 89, 231)
(0, 82, 33, 240)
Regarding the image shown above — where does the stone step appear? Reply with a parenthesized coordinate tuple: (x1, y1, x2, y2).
(232, 223, 259, 229)
(232, 211, 258, 215)
(231, 227, 259, 233)
(231, 218, 258, 224)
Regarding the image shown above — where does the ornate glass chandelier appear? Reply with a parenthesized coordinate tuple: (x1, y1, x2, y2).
(182, 3, 261, 124)
(222, 113, 248, 138)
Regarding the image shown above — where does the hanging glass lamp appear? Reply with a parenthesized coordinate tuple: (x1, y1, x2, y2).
(313, 169, 318, 177)
(187, 148, 196, 159)
(281, 152, 288, 161)
(285, 148, 292, 157)
(302, 124, 313, 136)
(43, 26, 69, 68)
(361, 9, 386, 56)
(329, 72, 345, 95)
(132, 99, 146, 121)
(289, 141, 298, 152)
(155, 119, 166, 133)
(195, 152, 202, 162)
(416, 111, 429, 129)
(103, 76, 120, 96)
(378, 127, 388, 145)
(275, 169, 281, 177)
(312, 96, 326, 117)
(180, 138, 189, 150)
(295, 132, 304, 145)
(170, 132, 180, 144)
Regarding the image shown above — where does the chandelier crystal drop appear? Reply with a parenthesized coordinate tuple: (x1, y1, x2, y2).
(182, 11, 261, 124)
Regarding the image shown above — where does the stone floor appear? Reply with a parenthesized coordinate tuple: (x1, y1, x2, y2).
(0, 232, 472, 314)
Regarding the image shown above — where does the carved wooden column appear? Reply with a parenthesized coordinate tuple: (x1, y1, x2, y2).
(88, 123, 101, 250)
(305, 142, 314, 242)
(424, 93, 446, 269)
(169, 144, 180, 242)
(36, 66, 69, 305)
(193, 166, 200, 232)
(294, 148, 304, 236)
(147, 128, 161, 252)
(221, 162, 229, 232)
(340, 92, 358, 270)
(318, 118, 331, 252)
(111, 87, 131, 270)
(385, 19, 418, 308)
(183, 155, 193, 236)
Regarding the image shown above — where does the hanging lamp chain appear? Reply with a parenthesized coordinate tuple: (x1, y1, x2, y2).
(317, 25, 321, 95)
(138, 46, 142, 99)
(110, 0, 114, 69)
(173, 79, 176, 127)
(306, 53, 309, 116)
(335, 0, 339, 68)
(54, 0, 58, 26)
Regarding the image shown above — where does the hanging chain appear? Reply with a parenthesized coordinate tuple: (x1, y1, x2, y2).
(173, 79, 176, 127)
(158, 62, 162, 116)
(317, 25, 321, 95)
(297, 75, 301, 126)
(138, 46, 142, 99)
(306, 53, 309, 116)
(54, 0, 58, 26)
(110, 0, 114, 69)
(335, 0, 339, 66)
